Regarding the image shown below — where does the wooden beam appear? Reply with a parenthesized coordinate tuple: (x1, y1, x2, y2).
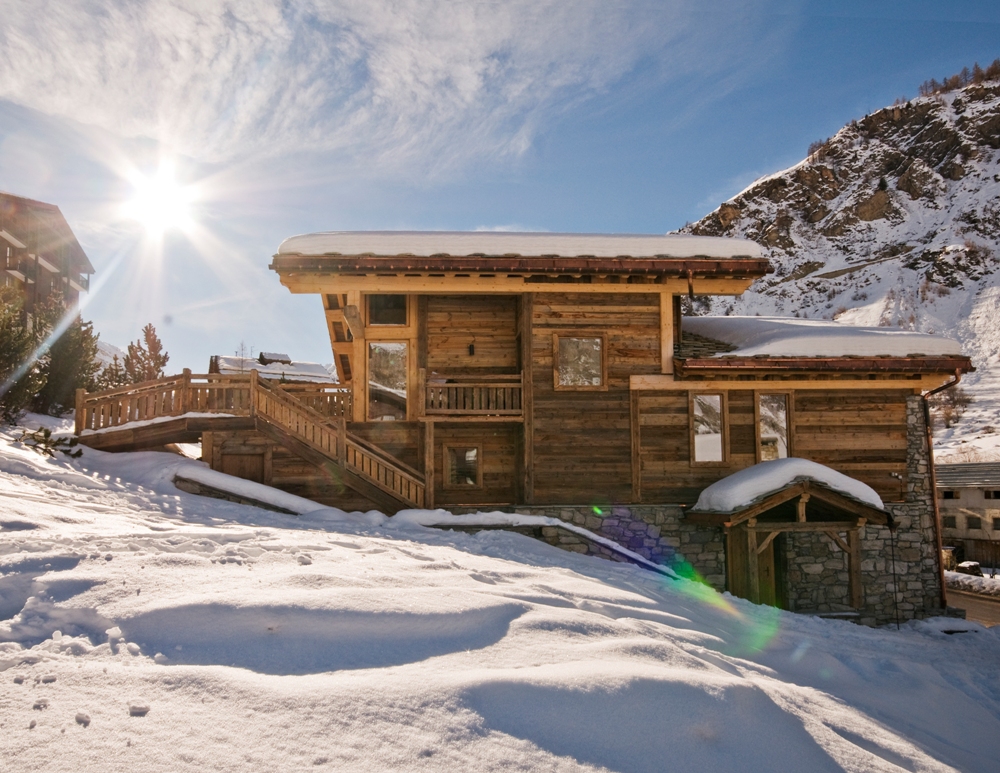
(521, 293, 534, 504)
(825, 530, 851, 553)
(746, 519, 865, 532)
(424, 419, 435, 509)
(756, 530, 780, 555)
(659, 293, 674, 375)
(848, 528, 863, 609)
(747, 528, 760, 604)
(343, 304, 363, 337)
(796, 493, 810, 522)
(278, 276, 756, 296)
(631, 389, 641, 503)
(630, 375, 944, 392)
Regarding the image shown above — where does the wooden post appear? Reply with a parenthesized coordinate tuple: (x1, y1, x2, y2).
(747, 519, 760, 604)
(630, 390, 641, 503)
(424, 419, 435, 509)
(74, 388, 85, 435)
(848, 528, 863, 609)
(338, 418, 346, 464)
(417, 368, 426, 419)
(797, 493, 810, 522)
(659, 292, 674, 375)
(181, 368, 191, 415)
(249, 369, 258, 418)
(520, 293, 534, 504)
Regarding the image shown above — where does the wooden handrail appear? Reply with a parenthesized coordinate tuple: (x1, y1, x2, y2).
(424, 372, 524, 416)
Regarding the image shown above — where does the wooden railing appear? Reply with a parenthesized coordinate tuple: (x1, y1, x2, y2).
(252, 375, 425, 508)
(421, 371, 523, 416)
(75, 369, 423, 507)
(75, 371, 352, 434)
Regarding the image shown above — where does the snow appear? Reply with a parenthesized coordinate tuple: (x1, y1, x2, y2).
(79, 412, 238, 436)
(946, 570, 1000, 597)
(692, 458, 884, 513)
(212, 356, 338, 383)
(2, 424, 999, 771)
(277, 231, 764, 259)
(683, 316, 964, 358)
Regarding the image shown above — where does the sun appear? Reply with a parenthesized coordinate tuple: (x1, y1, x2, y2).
(122, 161, 195, 235)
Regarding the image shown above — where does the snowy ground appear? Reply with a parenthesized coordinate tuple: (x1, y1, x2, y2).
(945, 570, 1000, 597)
(2, 422, 1000, 771)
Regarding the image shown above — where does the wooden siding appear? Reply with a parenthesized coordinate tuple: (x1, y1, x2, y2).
(426, 295, 519, 375)
(432, 423, 519, 507)
(530, 292, 660, 503)
(638, 388, 910, 504)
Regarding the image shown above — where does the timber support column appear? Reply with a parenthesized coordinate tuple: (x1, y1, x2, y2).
(747, 518, 760, 604)
(181, 368, 191, 414)
(848, 528, 863, 609)
(74, 388, 85, 435)
(424, 419, 435, 509)
(659, 292, 674, 375)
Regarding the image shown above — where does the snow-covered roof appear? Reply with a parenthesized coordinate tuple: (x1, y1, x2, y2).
(683, 316, 963, 358)
(276, 231, 764, 259)
(935, 462, 1000, 488)
(691, 458, 884, 514)
(212, 356, 338, 384)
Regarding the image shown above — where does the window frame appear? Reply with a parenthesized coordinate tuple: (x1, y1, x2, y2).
(942, 515, 957, 529)
(966, 515, 983, 530)
(940, 490, 959, 500)
(442, 444, 484, 490)
(552, 332, 608, 392)
(366, 340, 409, 421)
(688, 391, 729, 466)
(366, 294, 410, 328)
(754, 390, 793, 463)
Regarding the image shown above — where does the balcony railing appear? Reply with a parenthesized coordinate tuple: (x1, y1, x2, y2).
(421, 370, 523, 417)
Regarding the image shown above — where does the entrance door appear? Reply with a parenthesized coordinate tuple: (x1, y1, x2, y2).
(725, 527, 785, 608)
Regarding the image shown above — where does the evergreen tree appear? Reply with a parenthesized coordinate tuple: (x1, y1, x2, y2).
(0, 286, 45, 424)
(33, 316, 101, 415)
(123, 323, 170, 382)
(96, 354, 130, 390)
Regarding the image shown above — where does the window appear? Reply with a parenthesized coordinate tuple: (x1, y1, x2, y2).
(444, 446, 481, 489)
(993, 517, 1000, 530)
(942, 516, 957, 529)
(691, 393, 726, 463)
(553, 334, 606, 390)
(368, 294, 408, 326)
(368, 342, 407, 420)
(941, 490, 959, 500)
(985, 490, 1000, 499)
(967, 516, 982, 530)
(757, 393, 789, 461)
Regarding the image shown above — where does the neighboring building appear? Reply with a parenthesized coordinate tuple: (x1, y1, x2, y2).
(209, 355, 338, 384)
(0, 192, 94, 325)
(78, 231, 973, 625)
(937, 462, 1000, 567)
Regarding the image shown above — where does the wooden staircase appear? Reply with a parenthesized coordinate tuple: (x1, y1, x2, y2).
(76, 371, 425, 512)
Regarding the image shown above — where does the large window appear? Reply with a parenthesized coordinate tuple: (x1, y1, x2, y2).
(967, 516, 982, 530)
(691, 393, 726, 463)
(368, 342, 408, 420)
(444, 446, 482, 489)
(553, 334, 606, 390)
(757, 393, 790, 461)
(368, 294, 408, 326)
(942, 516, 957, 529)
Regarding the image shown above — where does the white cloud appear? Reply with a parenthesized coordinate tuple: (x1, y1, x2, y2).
(0, 0, 783, 173)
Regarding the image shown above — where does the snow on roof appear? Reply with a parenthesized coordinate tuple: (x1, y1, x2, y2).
(683, 316, 963, 358)
(691, 458, 884, 514)
(213, 356, 338, 384)
(276, 231, 764, 259)
(935, 462, 1000, 488)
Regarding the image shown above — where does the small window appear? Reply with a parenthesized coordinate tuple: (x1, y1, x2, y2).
(985, 490, 1000, 499)
(758, 393, 789, 461)
(444, 446, 481, 489)
(967, 516, 982, 530)
(942, 516, 957, 529)
(941, 490, 959, 500)
(993, 517, 1000, 530)
(368, 342, 407, 420)
(553, 334, 605, 390)
(368, 295, 407, 326)
(691, 393, 726, 463)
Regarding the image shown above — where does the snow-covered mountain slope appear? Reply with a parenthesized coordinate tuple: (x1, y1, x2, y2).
(682, 80, 1000, 460)
(1, 424, 999, 771)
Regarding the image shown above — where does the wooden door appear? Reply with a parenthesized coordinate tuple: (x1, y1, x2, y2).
(757, 539, 777, 607)
(221, 453, 265, 483)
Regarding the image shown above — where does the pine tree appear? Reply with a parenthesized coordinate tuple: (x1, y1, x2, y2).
(0, 285, 46, 424)
(33, 317, 101, 415)
(123, 323, 170, 382)
(96, 354, 130, 390)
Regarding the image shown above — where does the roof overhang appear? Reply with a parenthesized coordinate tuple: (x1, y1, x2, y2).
(674, 355, 974, 377)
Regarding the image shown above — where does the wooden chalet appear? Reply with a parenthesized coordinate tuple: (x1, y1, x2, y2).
(76, 231, 974, 625)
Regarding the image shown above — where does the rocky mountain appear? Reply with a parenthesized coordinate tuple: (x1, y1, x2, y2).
(681, 78, 1000, 459)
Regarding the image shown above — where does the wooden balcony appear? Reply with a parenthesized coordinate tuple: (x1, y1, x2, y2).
(420, 371, 523, 419)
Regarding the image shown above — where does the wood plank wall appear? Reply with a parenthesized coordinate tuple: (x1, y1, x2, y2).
(531, 292, 660, 503)
(638, 388, 910, 503)
(426, 295, 519, 374)
(432, 423, 519, 507)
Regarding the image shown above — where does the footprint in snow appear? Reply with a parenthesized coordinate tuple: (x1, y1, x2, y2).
(75, 712, 90, 728)
(297, 554, 313, 565)
(129, 703, 150, 717)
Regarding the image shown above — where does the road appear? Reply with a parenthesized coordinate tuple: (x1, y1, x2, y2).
(947, 589, 1000, 627)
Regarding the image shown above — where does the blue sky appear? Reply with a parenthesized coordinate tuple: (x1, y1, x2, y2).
(1, 0, 998, 369)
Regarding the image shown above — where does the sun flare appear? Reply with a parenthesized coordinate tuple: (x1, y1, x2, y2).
(122, 161, 195, 235)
